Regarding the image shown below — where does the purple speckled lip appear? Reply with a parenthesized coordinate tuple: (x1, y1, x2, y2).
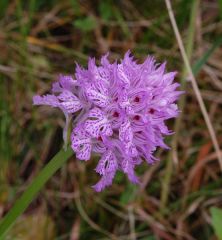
(33, 51, 183, 192)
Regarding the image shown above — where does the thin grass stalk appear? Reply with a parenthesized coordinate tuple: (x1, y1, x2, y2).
(165, 0, 222, 168)
(160, 0, 200, 211)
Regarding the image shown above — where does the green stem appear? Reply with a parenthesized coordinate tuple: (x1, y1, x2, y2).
(0, 147, 73, 239)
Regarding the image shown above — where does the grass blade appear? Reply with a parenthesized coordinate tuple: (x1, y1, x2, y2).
(210, 207, 222, 240)
(192, 36, 222, 75)
(0, 147, 73, 239)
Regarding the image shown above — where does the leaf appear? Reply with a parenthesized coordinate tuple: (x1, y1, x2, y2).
(74, 16, 97, 32)
(0, 147, 73, 238)
(210, 207, 222, 240)
(192, 36, 222, 75)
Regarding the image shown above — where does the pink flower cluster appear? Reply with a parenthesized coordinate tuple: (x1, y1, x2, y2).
(33, 51, 182, 191)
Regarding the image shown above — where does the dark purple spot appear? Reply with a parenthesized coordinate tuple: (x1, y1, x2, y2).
(113, 111, 119, 118)
(134, 96, 140, 103)
(98, 136, 103, 142)
(133, 115, 140, 121)
(149, 108, 155, 114)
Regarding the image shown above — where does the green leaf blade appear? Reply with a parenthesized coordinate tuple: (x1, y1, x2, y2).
(0, 147, 73, 239)
(210, 207, 222, 240)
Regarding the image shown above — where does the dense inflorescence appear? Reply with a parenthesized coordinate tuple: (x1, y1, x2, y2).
(33, 51, 182, 191)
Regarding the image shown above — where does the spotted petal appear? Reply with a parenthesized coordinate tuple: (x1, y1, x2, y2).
(71, 128, 92, 160)
(85, 108, 113, 138)
(95, 150, 118, 175)
(58, 90, 82, 113)
(119, 91, 134, 114)
(119, 120, 133, 143)
(85, 83, 109, 108)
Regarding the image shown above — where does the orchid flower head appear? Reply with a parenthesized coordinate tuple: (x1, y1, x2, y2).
(33, 51, 183, 191)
